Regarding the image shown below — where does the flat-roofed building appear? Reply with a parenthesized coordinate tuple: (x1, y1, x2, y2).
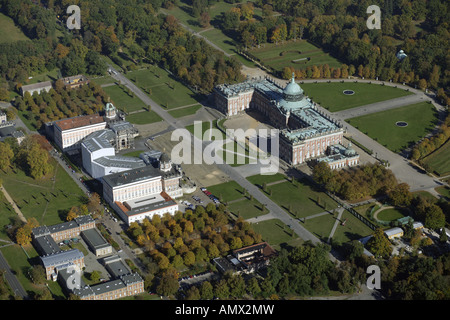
(102, 164, 181, 225)
(104, 255, 131, 278)
(81, 228, 112, 257)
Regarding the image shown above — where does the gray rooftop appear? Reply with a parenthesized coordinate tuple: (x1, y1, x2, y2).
(104, 255, 131, 278)
(94, 155, 146, 169)
(34, 235, 63, 256)
(109, 121, 136, 133)
(102, 165, 162, 188)
(215, 78, 343, 143)
(81, 228, 111, 251)
(82, 133, 114, 153)
(40, 249, 84, 268)
(123, 193, 177, 217)
(21, 81, 53, 91)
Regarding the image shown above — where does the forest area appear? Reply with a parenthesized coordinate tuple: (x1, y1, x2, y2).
(198, 0, 449, 103)
(0, 0, 244, 100)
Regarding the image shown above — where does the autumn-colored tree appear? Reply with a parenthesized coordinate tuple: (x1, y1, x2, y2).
(156, 269, 179, 296)
(55, 44, 70, 59)
(183, 251, 196, 266)
(66, 206, 80, 221)
(240, 2, 254, 20)
(0, 142, 14, 171)
(367, 228, 392, 258)
(16, 227, 32, 245)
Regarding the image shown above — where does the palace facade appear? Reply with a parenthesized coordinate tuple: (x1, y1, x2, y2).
(214, 75, 359, 167)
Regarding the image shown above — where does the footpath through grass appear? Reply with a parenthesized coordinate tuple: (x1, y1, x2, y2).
(0, 158, 86, 226)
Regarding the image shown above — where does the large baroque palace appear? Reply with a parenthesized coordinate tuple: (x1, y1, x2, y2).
(214, 75, 359, 168)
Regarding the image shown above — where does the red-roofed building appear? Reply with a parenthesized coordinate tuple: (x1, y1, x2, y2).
(54, 114, 106, 151)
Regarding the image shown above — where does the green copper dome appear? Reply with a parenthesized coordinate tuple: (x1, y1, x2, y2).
(283, 73, 303, 102)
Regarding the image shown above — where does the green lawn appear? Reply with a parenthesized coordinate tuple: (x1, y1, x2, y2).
(435, 186, 450, 200)
(331, 211, 374, 244)
(125, 110, 163, 125)
(246, 173, 289, 187)
(0, 158, 86, 226)
(103, 85, 146, 113)
(90, 76, 116, 86)
(186, 120, 263, 167)
(303, 214, 336, 242)
(377, 208, 406, 221)
(265, 179, 338, 218)
(168, 104, 202, 118)
(251, 218, 300, 249)
(227, 198, 264, 219)
(422, 139, 450, 176)
(0, 192, 16, 241)
(0, 13, 30, 43)
(201, 27, 238, 55)
(205, 180, 245, 203)
(249, 40, 342, 72)
(126, 67, 201, 109)
(346, 102, 438, 153)
(300, 82, 414, 112)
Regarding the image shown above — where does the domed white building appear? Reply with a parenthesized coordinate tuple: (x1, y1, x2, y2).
(214, 73, 359, 168)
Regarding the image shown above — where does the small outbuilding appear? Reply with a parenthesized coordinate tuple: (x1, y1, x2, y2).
(384, 227, 404, 240)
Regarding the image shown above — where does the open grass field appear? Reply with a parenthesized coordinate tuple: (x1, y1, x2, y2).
(301, 82, 414, 112)
(0, 192, 16, 241)
(0, 158, 86, 226)
(376, 207, 406, 221)
(265, 178, 338, 218)
(249, 40, 342, 72)
(0, 13, 30, 43)
(125, 110, 163, 125)
(303, 214, 336, 242)
(246, 173, 288, 187)
(331, 211, 374, 244)
(102, 85, 146, 113)
(422, 139, 450, 176)
(346, 102, 438, 153)
(251, 218, 301, 249)
(205, 180, 245, 203)
(435, 186, 450, 200)
(126, 67, 201, 109)
(227, 198, 264, 219)
(1, 243, 66, 298)
(168, 104, 202, 118)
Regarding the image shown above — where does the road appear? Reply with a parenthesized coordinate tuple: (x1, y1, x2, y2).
(48, 149, 147, 274)
(107, 65, 328, 254)
(0, 250, 28, 299)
